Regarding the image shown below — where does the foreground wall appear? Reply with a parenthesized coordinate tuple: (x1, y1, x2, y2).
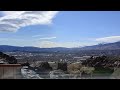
(0, 64, 22, 79)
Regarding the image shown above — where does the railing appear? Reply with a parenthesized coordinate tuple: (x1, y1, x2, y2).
(0, 64, 22, 79)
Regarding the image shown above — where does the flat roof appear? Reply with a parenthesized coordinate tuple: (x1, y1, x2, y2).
(0, 64, 21, 67)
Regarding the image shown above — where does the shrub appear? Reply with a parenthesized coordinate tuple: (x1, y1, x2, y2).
(57, 62, 67, 71)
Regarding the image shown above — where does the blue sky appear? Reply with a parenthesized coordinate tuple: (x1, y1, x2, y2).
(0, 11, 120, 48)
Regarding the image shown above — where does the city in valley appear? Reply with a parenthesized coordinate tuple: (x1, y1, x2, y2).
(1, 45, 120, 79)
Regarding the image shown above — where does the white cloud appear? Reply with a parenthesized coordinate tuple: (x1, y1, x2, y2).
(35, 41, 95, 48)
(0, 11, 59, 32)
(38, 37, 56, 40)
(32, 35, 44, 37)
(95, 36, 120, 43)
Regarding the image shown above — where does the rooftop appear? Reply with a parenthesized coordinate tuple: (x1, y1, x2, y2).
(0, 64, 21, 67)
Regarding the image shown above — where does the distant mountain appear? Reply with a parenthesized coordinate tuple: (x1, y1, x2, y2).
(0, 45, 70, 52)
(80, 41, 120, 50)
(1, 41, 120, 52)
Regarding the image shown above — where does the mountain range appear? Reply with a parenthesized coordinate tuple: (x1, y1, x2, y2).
(0, 45, 70, 52)
(0, 41, 120, 52)
(80, 41, 120, 50)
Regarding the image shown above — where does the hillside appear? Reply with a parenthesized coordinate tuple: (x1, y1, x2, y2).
(80, 41, 120, 50)
(0, 45, 70, 52)
(0, 41, 120, 53)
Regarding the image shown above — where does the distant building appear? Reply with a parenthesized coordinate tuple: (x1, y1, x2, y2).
(82, 56, 91, 58)
(73, 57, 86, 61)
(0, 59, 8, 64)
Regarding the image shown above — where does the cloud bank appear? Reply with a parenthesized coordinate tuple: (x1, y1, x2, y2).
(36, 41, 96, 48)
(95, 36, 120, 43)
(0, 11, 59, 32)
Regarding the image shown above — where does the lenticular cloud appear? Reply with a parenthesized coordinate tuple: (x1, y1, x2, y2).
(0, 11, 58, 32)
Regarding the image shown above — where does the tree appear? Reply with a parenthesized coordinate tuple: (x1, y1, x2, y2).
(7, 56, 17, 64)
(80, 66, 95, 78)
(37, 62, 52, 71)
(57, 62, 67, 71)
(67, 62, 95, 78)
(0, 52, 3, 56)
(0, 52, 18, 64)
(67, 62, 82, 74)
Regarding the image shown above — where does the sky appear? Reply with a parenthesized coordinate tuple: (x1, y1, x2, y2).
(0, 11, 120, 48)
